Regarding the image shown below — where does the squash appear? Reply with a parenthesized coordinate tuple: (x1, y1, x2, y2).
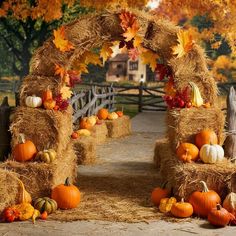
(159, 197, 177, 213)
(189, 82, 204, 107)
(17, 178, 32, 204)
(25, 95, 42, 108)
(34, 197, 58, 214)
(151, 183, 170, 207)
(223, 192, 236, 216)
(13, 203, 35, 221)
(80, 118, 92, 130)
(76, 129, 91, 137)
(188, 181, 221, 218)
(176, 143, 199, 163)
(32, 209, 41, 224)
(43, 99, 56, 110)
(97, 108, 109, 120)
(170, 198, 193, 218)
(87, 116, 97, 126)
(195, 129, 218, 149)
(42, 88, 53, 102)
(208, 204, 235, 227)
(51, 177, 81, 209)
(107, 112, 119, 120)
(200, 144, 224, 164)
(36, 149, 57, 163)
(13, 133, 37, 162)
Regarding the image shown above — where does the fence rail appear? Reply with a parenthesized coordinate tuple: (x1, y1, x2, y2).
(0, 81, 20, 93)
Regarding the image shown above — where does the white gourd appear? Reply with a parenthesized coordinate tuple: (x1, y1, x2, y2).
(200, 144, 224, 163)
(25, 95, 42, 108)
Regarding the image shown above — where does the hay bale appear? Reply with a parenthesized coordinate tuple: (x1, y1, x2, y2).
(91, 122, 108, 145)
(19, 75, 63, 106)
(105, 116, 131, 138)
(73, 136, 96, 165)
(157, 139, 236, 200)
(10, 106, 73, 155)
(0, 169, 19, 212)
(0, 142, 77, 200)
(153, 138, 169, 170)
(167, 107, 225, 150)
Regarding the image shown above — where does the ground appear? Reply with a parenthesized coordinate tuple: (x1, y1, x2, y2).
(1, 112, 236, 236)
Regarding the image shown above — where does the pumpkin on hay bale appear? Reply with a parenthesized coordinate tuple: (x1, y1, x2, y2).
(156, 139, 236, 200)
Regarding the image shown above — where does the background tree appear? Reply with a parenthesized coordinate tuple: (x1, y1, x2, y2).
(0, 0, 89, 80)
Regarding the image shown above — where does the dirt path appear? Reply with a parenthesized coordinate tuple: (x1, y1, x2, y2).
(1, 112, 235, 235)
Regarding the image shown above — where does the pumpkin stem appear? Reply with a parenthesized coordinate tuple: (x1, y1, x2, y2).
(19, 133, 26, 144)
(216, 204, 221, 210)
(161, 181, 168, 189)
(200, 181, 209, 192)
(65, 177, 70, 186)
(181, 198, 185, 203)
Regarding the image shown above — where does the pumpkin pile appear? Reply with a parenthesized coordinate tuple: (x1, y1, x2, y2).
(176, 129, 225, 164)
(1, 177, 81, 223)
(151, 181, 236, 226)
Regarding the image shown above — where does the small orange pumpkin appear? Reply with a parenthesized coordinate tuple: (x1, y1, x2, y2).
(171, 198, 193, 218)
(42, 88, 53, 103)
(116, 111, 124, 117)
(79, 118, 92, 130)
(51, 177, 81, 209)
(195, 129, 218, 149)
(208, 204, 235, 227)
(97, 108, 109, 120)
(176, 143, 199, 163)
(13, 134, 37, 162)
(188, 181, 221, 218)
(151, 182, 170, 207)
(43, 99, 56, 110)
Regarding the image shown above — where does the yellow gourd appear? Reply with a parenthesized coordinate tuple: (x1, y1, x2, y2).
(17, 179, 32, 204)
(159, 197, 177, 213)
(32, 209, 41, 224)
(76, 129, 91, 137)
(189, 82, 204, 107)
(107, 112, 118, 120)
(36, 149, 57, 163)
(13, 203, 35, 221)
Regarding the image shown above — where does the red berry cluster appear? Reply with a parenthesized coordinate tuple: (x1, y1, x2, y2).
(55, 94, 69, 111)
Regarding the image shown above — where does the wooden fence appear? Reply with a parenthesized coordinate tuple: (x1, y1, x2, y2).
(0, 81, 19, 93)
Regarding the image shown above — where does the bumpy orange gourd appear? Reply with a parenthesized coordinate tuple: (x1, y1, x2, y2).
(43, 99, 56, 110)
(171, 198, 193, 218)
(188, 181, 221, 218)
(195, 129, 218, 149)
(151, 183, 170, 207)
(176, 143, 199, 163)
(13, 134, 37, 162)
(79, 118, 92, 130)
(208, 204, 235, 227)
(51, 177, 81, 209)
(97, 108, 109, 120)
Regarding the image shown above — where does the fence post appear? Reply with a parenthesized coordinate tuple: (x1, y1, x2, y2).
(138, 81, 143, 112)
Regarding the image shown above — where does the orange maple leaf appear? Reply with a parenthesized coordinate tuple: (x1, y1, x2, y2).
(172, 30, 194, 58)
(119, 11, 137, 31)
(54, 64, 67, 79)
(123, 20, 140, 42)
(140, 49, 159, 72)
(53, 26, 74, 52)
(100, 43, 113, 64)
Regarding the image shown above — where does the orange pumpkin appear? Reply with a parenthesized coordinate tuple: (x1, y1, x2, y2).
(208, 204, 235, 227)
(51, 177, 81, 209)
(42, 88, 53, 102)
(176, 143, 199, 163)
(97, 108, 109, 120)
(171, 198, 193, 218)
(188, 181, 221, 218)
(79, 118, 92, 130)
(43, 99, 56, 110)
(195, 129, 218, 149)
(13, 134, 37, 162)
(116, 111, 124, 117)
(151, 183, 170, 207)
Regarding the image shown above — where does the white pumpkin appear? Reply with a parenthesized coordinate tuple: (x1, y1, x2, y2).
(200, 144, 224, 164)
(25, 95, 42, 108)
(87, 116, 97, 126)
(107, 112, 118, 120)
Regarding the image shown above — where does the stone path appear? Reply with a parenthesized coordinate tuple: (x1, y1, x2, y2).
(1, 112, 236, 236)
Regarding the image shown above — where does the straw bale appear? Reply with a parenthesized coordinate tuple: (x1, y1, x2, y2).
(157, 139, 236, 200)
(0, 142, 77, 200)
(167, 107, 225, 150)
(19, 75, 63, 106)
(10, 106, 73, 155)
(0, 168, 19, 213)
(73, 136, 96, 165)
(91, 122, 108, 145)
(105, 116, 131, 138)
(153, 138, 169, 170)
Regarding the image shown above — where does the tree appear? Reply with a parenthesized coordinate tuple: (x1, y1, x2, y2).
(0, 0, 89, 79)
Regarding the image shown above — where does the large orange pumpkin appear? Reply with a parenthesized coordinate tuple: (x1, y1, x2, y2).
(79, 118, 92, 130)
(51, 177, 81, 209)
(13, 134, 37, 162)
(195, 129, 218, 149)
(176, 143, 199, 163)
(97, 108, 109, 120)
(151, 184, 170, 207)
(188, 181, 221, 218)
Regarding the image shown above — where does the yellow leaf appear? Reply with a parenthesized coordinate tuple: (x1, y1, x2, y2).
(100, 43, 113, 64)
(53, 26, 74, 52)
(172, 30, 194, 58)
(72, 62, 89, 74)
(82, 51, 102, 66)
(60, 86, 73, 99)
(133, 36, 142, 48)
(140, 50, 159, 71)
